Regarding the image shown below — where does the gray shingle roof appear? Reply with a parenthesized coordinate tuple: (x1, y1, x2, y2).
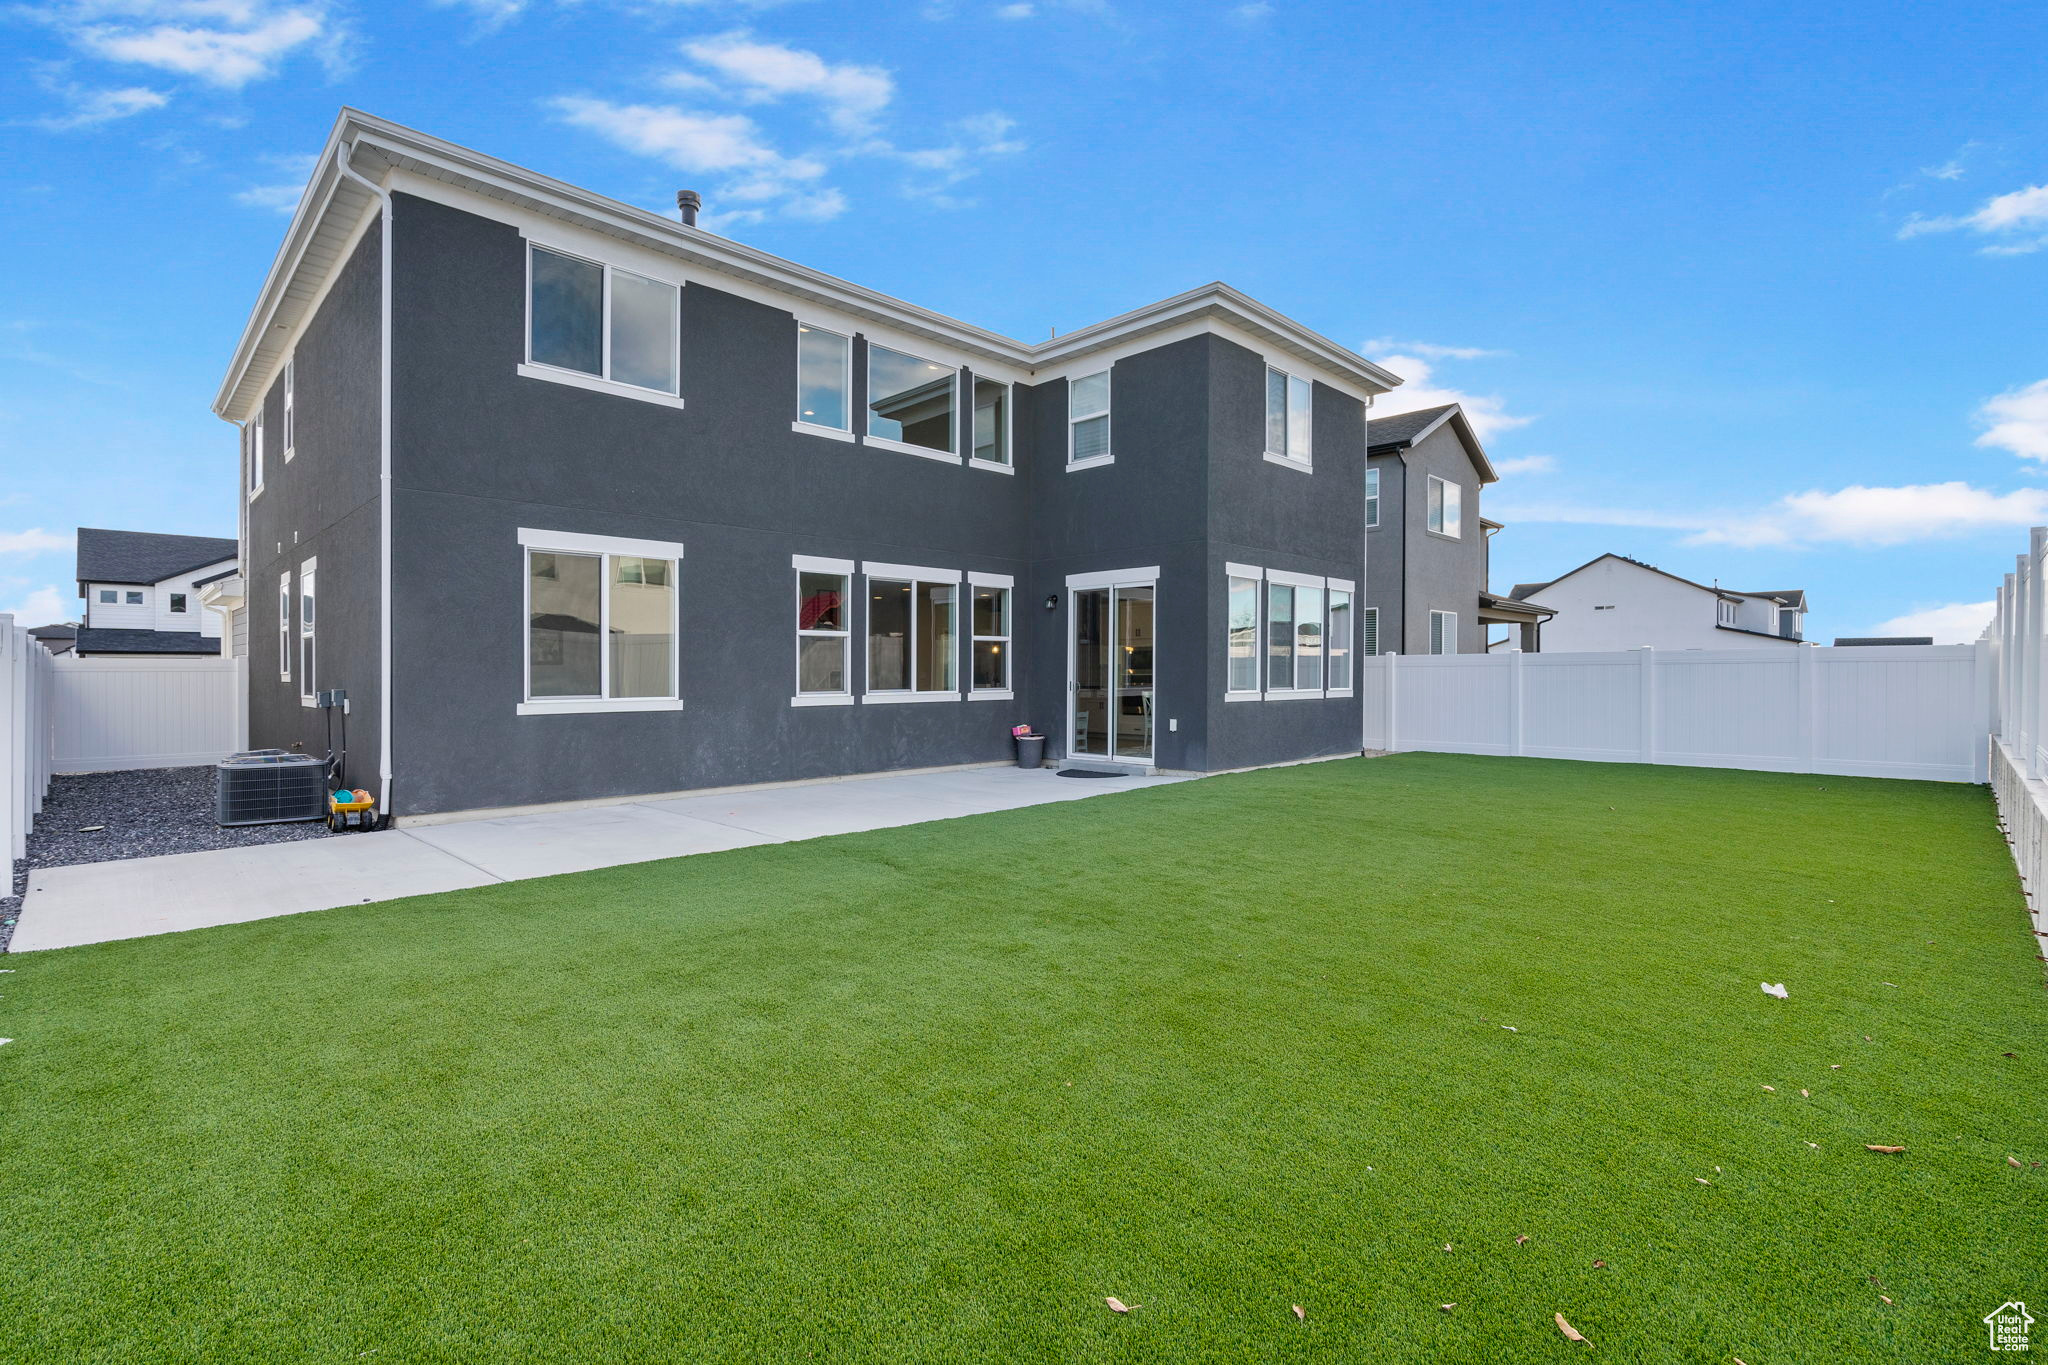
(76, 528, 237, 587)
(1366, 404, 1459, 449)
(1736, 588, 1807, 609)
(1509, 581, 1553, 601)
(73, 628, 221, 656)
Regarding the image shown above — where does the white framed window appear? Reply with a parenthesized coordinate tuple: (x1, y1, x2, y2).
(795, 323, 852, 438)
(299, 559, 317, 705)
(1366, 466, 1380, 527)
(1268, 572, 1326, 693)
(125, 590, 143, 605)
(970, 374, 1012, 471)
(862, 561, 960, 702)
(169, 592, 188, 614)
(277, 572, 291, 681)
(1068, 369, 1111, 468)
(1327, 581, 1354, 692)
(1264, 366, 1313, 468)
(282, 356, 295, 461)
(519, 528, 684, 715)
(1778, 606, 1797, 637)
(249, 414, 265, 498)
(524, 241, 682, 403)
(97, 589, 116, 605)
(866, 344, 958, 461)
(1427, 475, 1462, 538)
(1226, 565, 1262, 697)
(1429, 609, 1457, 655)
(1362, 605, 1379, 656)
(969, 572, 1013, 696)
(793, 554, 854, 706)
(1718, 599, 1736, 626)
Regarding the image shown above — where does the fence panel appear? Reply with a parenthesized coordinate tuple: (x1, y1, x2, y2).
(48, 656, 238, 774)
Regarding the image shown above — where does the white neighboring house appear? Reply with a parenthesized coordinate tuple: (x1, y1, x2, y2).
(1510, 553, 1808, 651)
(74, 528, 239, 659)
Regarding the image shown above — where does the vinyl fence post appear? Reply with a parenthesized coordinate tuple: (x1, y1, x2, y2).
(1975, 634, 1995, 784)
(1384, 650, 1399, 754)
(1509, 646, 1526, 757)
(1638, 645, 1657, 766)
(2026, 548, 2043, 779)
(1797, 641, 1819, 774)
(0, 617, 19, 862)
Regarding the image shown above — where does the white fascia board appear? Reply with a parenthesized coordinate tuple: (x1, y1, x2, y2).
(519, 528, 686, 560)
(1066, 567, 1160, 590)
(862, 561, 960, 582)
(1224, 562, 1264, 580)
(792, 554, 855, 574)
(966, 571, 1015, 588)
(1266, 568, 1326, 589)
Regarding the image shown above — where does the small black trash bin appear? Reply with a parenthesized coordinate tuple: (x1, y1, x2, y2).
(1015, 734, 1046, 769)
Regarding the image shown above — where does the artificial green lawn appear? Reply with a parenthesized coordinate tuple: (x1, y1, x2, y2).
(5, 754, 2044, 1362)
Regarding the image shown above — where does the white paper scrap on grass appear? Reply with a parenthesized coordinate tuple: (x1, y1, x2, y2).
(1761, 982, 1789, 999)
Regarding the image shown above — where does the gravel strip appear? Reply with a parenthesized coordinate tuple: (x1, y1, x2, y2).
(1, 766, 334, 953)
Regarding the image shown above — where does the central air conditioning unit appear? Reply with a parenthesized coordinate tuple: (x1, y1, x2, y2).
(215, 749, 329, 826)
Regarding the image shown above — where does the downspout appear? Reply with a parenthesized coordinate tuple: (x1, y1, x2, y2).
(332, 143, 395, 820)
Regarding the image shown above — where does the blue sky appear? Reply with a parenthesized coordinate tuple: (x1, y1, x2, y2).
(3, 0, 2046, 642)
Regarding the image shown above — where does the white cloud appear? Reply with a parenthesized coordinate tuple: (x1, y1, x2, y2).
(30, 80, 166, 130)
(234, 151, 317, 214)
(1492, 454, 1555, 476)
(1498, 481, 2048, 549)
(0, 529, 75, 555)
(681, 30, 893, 135)
(550, 97, 841, 223)
(995, 2, 1034, 15)
(1366, 346, 1532, 444)
(1899, 182, 2048, 255)
(1, 584, 71, 625)
(1870, 600, 1995, 645)
(1231, 1, 1272, 18)
(1364, 338, 1509, 362)
(26, 2, 344, 93)
(1976, 379, 2048, 461)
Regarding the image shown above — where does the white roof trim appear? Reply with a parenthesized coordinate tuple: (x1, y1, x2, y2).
(214, 109, 1404, 424)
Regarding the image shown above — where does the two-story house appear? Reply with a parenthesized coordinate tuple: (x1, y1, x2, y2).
(1364, 403, 1554, 655)
(212, 110, 1403, 821)
(1510, 553, 1808, 650)
(73, 528, 238, 658)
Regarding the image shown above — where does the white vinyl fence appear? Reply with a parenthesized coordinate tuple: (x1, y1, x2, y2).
(47, 654, 238, 775)
(1, 615, 58, 861)
(1362, 642, 1990, 784)
(1985, 527, 2048, 929)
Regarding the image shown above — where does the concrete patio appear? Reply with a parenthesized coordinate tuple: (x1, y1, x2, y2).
(10, 764, 1189, 952)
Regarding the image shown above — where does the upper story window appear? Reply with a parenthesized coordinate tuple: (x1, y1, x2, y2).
(125, 591, 144, 605)
(299, 560, 318, 704)
(1778, 607, 1798, 637)
(98, 589, 116, 605)
(277, 573, 291, 681)
(1427, 475, 1462, 538)
(796, 324, 852, 433)
(527, 243, 679, 397)
(971, 375, 1011, 469)
(867, 345, 957, 459)
(1264, 367, 1312, 467)
(1718, 599, 1736, 626)
(282, 357, 295, 461)
(520, 529, 684, 714)
(249, 413, 265, 497)
(1068, 369, 1111, 467)
(169, 593, 188, 614)
(1366, 466, 1381, 527)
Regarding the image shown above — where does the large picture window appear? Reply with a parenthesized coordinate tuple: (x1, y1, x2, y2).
(1264, 367, 1312, 466)
(520, 529, 683, 713)
(794, 556, 853, 702)
(527, 243, 679, 397)
(864, 563, 959, 699)
(1262, 571, 1329, 695)
(1427, 475, 1462, 538)
(796, 324, 851, 432)
(969, 574, 1012, 694)
(1068, 369, 1110, 465)
(867, 345, 957, 456)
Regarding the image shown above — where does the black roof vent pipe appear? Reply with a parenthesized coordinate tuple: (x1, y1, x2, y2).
(676, 190, 702, 227)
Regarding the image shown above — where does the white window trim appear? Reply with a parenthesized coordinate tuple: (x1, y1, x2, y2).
(967, 373, 1015, 474)
(1067, 368, 1112, 469)
(298, 557, 318, 706)
(865, 343, 959, 460)
(968, 571, 1014, 697)
(517, 527, 686, 714)
(1265, 571, 1331, 698)
(1430, 609, 1458, 655)
(1065, 565, 1159, 591)
(282, 356, 295, 462)
(861, 561, 963, 701)
(1427, 475, 1462, 539)
(793, 553, 855, 707)
(1262, 365, 1314, 471)
(795, 321, 853, 435)
(1225, 563, 1264, 700)
(249, 415, 265, 501)
(277, 571, 291, 682)
(1365, 467, 1381, 528)
(523, 239, 683, 403)
(1325, 580, 1355, 697)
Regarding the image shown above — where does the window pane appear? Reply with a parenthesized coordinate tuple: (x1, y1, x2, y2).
(609, 555, 675, 698)
(1443, 480, 1462, 537)
(1287, 375, 1312, 461)
(610, 270, 677, 393)
(1296, 585, 1324, 690)
(869, 580, 911, 690)
(972, 585, 1008, 638)
(1267, 583, 1294, 690)
(799, 572, 845, 632)
(798, 327, 850, 429)
(1228, 575, 1258, 692)
(799, 636, 846, 694)
(1328, 592, 1352, 690)
(170, 593, 187, 613)
(1366, 467, 1380, 526)
(1265, 368, 1287, 453)
(1070, 370, 1109, 419)
(869, 345, 956, 452)
(973, 640, 1006, 691)
(530, 247, 603, 377)
(127, 591, 143, 604)
(973, 377, 1009, 464)
(530, 551, 602, 697)
(916, 582, 956, 691)
(1428, 477, 1444, 533)
(1072, 413, 1109, 462)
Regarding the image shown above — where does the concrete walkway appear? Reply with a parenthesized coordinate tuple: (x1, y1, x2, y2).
(11, 765, 1188, 952)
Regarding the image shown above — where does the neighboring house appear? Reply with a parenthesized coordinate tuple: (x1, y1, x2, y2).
(1365, 403, 1554, 654)
(1511, 554, 1808, 651)
(28, 624, 77, 656)
(73, 528, 238, 658)
(211, 110, 1404, 820)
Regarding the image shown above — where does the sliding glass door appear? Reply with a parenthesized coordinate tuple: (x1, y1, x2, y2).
(1070, 576, 1157, 763)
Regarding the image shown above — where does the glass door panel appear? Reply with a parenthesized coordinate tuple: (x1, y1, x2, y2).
(1072, 587, 1111, 757)
(1114, 585, 1154, 761)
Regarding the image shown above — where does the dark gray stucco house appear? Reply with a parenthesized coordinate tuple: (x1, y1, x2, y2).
(1365, 404, 1552, 655)
(213, 110, 1402, 820)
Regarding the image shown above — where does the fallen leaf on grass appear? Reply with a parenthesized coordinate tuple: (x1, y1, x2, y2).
(1695, 1177, 1712, 1184)
(1501, 1025, 1519, 1032)
(1801, 1089, 1810, 1098)
(1830, 1064, 1841, 1070)
(1866, 1145, 1905, 1154)
(2010, 1156, 2024, 1169)
(1806, 1142, 1820, 1149)
(1443, 1243, 1454, 1252)
(1439, 1303, 1455, 1312)
(1555, 1312, 1587, 1343)
(2004, 1052, 2019, 1059)
(1880, 1295, 1894, 1305)
(1591, 1260, 1607, 1269)
(1761, 1085, 1776, 1092)
(1291, 1305, 1305, 1321)
(1105, 1298, 1135, 1314)
(1516, 1234, 1530, 1245)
